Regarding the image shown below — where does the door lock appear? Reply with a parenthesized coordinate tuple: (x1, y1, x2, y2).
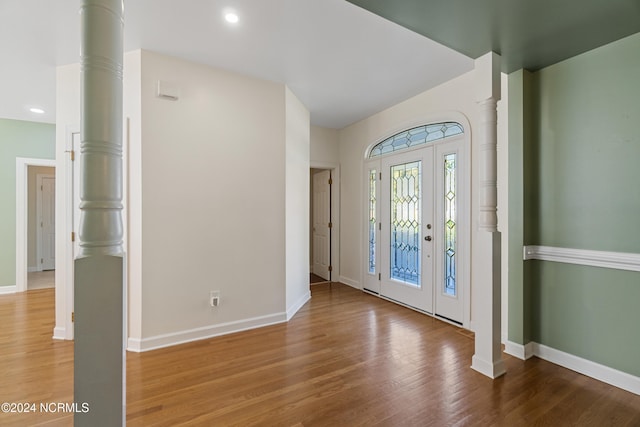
(424, 236, 432, 241)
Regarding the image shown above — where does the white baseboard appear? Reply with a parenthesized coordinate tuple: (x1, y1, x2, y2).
(287, 291, 311, 321)
(0, 285, 16, 295)
(504, 340, 534, 360)
(338, 276, 360, 290)
(531, 342, 640, 396)
(469, 320, 476, 333)
(471, 355, 506, 379)
(127, 312, 288, 352)
(52, 326, 66, 340)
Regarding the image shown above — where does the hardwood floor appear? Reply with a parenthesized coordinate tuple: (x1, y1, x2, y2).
(309, 273, 329, 284)
(1, 283, 639, 426)
(27, 270, 55, 290)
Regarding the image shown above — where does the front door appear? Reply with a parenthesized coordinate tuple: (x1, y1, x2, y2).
(379, 148, 434, 312)
(364, 137, 466, 324)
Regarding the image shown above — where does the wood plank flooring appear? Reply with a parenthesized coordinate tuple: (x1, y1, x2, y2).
(1, 283, 639, 426)
(27, 270, 55, 290)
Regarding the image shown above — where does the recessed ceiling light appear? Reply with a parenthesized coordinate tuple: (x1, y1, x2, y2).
(225, 12, 239, 24)
(29, 108, 45, 114)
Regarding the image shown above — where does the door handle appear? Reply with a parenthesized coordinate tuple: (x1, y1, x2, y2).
(424, 236, 432, 241)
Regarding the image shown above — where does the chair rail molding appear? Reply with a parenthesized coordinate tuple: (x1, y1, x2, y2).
(523, 245, 640, 273)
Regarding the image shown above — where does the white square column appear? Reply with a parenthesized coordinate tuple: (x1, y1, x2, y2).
(471, 52, 506, 379)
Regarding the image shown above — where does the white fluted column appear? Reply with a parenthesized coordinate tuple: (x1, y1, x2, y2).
(478, 98, 499, 232)
(79, 0, 124, 257)
(471, 52, 505, 379)
(74, 0, 126, 425)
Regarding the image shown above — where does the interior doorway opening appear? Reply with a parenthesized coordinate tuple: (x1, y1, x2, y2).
(15, 157, 56, 293)
(29, 168, 56, 290)
(309, 165, 339, 286)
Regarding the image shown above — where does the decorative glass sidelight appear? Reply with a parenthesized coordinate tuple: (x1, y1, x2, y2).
(390, 161, 421, 286)
(368, 170, 377, 274)
(444, 153, 457, 296)
(369, 122, 463, 158)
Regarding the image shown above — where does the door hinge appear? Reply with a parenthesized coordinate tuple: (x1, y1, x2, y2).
(40, 258, 43, 264)
(71, 312, 75, 322)
(71, 232, 75, 242)
(328, 265, 333, 272)
(328, 178, 333, 185)
(378, 273, 381, 280)
(328, 222, 333, 228)
(41, 185, 43, 190)
(378, 222, 381, 231)
(70, 150, 75, 161)
(379, 172, 382, 180)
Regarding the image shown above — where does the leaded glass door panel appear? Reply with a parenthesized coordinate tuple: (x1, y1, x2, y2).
(434, 140, 465, 324)
(363, 162, 381, 293)
(380, 148, 434, 313)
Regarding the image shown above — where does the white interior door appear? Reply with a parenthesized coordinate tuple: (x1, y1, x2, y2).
(39, 175, 56, 271)
(312, 170, 331, 280)
(379, 148, 434, 313)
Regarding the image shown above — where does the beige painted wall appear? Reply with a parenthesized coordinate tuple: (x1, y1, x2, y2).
(27, 165, 55, 270)
(285, 87, 311, 316)
(310, 125, 339, 165)
(57, 50, 310, 347)
(137, 50, 288, 339)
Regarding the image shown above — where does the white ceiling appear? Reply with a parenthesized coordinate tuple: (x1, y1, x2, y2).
(0, 0, 473, 129)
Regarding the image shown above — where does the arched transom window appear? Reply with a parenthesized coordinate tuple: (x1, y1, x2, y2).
(369, 122, 463, 158)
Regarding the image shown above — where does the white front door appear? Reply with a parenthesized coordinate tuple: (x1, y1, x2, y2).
(312, 170, 331, 280)
(380, 148, 434, 313)
(39, 175, 56, 271)
(365, 138, 466, 324)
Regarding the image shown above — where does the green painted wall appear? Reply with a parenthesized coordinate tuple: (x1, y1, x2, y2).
(507, 69, 534, 345)
(531, 32, 640, 252)
(531, 261, 640, 376)
(523, 32, 640, 376)
(0, 119, 55, 288)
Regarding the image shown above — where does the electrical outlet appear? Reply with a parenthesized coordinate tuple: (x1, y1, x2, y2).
(210, 290, 220, 307)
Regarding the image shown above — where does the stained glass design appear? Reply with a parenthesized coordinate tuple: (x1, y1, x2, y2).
(390, 161, 421, 286)
(368, 170, 376, 274)
(370, 122, 463, 158)
(444, 154, 457, 296)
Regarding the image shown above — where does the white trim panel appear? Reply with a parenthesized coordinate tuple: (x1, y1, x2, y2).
(287, 291, 311, 321)
(338, 276, 360, 290)
(127, 312, 287, 352)
(532, 342, 640, 396)
(53, 326, 66, 340)
(0, 286, 17, 295)
(504, 340, 534, 360)
(524, 245, 640, 272)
